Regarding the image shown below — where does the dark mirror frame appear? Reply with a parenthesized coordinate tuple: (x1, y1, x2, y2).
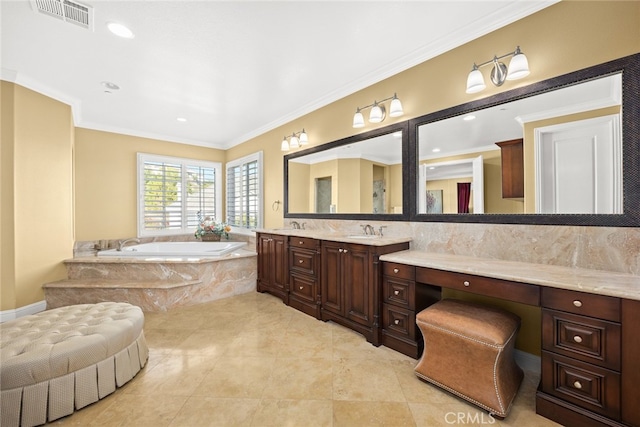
(408, 53, 639, 226)
(284, 53, 639, 226)
(284, 121, 410, 221)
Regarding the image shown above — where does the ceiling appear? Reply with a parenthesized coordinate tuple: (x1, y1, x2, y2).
(1, 0, 557, 150)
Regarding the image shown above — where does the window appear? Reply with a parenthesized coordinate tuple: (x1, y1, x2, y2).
(226, 151, 263, 231)
(137, 153, 222, 236)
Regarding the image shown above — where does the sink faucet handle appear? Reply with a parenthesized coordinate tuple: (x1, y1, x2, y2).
(378, 226, 387, 236)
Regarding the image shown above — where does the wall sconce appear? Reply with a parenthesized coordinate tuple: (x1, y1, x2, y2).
(465, 46, 530, 94)
(352, 93, 403, 128)
(281, 129, 308, 151)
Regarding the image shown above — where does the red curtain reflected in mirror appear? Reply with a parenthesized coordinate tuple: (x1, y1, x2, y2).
(457, 183, 471, 213)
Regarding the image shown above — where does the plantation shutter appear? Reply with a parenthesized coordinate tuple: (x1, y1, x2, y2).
(226, 153, 262, 229)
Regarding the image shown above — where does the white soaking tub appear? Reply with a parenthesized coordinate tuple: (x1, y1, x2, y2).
(97, 241, 247, 258)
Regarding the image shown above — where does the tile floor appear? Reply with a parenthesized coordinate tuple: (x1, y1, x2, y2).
(49, 292, 561, 426)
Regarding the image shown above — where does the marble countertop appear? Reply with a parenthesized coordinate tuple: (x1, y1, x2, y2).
(255, 228, 412, 246)
(380, 250, 640, 301)
(66, 249, 257, 263)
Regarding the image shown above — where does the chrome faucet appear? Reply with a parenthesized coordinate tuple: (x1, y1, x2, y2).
(117, 237, 140, 251)
(361, 224, 375, 235)
(291, 221, 301, 229)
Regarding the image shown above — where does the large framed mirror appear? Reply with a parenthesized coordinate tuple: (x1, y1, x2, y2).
(409, 53, 639, 226)
(284, 122, 410, 220)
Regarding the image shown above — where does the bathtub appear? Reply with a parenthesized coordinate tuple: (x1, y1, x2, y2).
(97, 241, 247, 258)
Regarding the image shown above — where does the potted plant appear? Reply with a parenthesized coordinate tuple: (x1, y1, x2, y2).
(194, 212, 230, 241)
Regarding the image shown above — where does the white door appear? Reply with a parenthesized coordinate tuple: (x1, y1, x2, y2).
(535, 114, 622, 214)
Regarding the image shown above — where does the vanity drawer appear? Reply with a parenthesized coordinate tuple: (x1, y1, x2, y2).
(415, 267, 540, 306)
(289, 272, 317, 303)
(542, 288, 620, 322)
(541, 351, 621, 420)
(289, 237, 319, 249)
(382, 276, 415, 309)
(290, 247, 318, 275)
(382, 304, 416, 340)
(383, 262, 415, 281)
(542, 309, 621, 371)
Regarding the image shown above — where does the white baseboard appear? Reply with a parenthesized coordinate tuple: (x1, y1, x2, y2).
(0, 300, 47, 323)
(515, 349, 541, 373)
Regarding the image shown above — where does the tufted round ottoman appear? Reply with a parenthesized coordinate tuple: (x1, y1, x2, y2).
(1, 302, 149, 427)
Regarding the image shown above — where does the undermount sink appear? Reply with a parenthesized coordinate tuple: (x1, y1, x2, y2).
(346, 235, 380, 239)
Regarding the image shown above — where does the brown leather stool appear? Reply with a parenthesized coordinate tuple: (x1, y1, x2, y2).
(415, 299, 523, 418)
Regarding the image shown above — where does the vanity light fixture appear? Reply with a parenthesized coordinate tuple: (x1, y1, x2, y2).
(352, 93, 403, 128)
(466, 46, 530, 94)
(281, 129, 308, 151)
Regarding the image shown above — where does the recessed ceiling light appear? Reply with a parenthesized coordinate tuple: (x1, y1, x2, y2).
(463, 115, 476, 121)
(107, 22, 134, 39)
(393, 131, 402, 138)
(100, 81, 119, 93)
(429, 166, 436, 170)
(432, 148, 441, 153)
(177, 117, 187, 122)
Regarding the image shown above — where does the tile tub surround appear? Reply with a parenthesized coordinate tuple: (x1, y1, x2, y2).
(283, 219, 640, 276)
(44, 251, 257, 312)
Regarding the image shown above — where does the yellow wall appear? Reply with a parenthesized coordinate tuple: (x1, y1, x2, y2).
(74, 128, 225, 240)
(1, 84, 74, 309)
(287, 162, 310, 213)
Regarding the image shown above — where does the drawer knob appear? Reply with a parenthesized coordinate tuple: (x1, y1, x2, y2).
(573, 380, 583, 390)
(394, 319, 400, 325)
(299, 241, 303, 245)
(299, 260, 304, 264)
(343, 249, 348, 253)
(299, 286, 304, 290)
(339, 248, 343, 253)
(573, 335, 583, 343)
(463, 281, 470, 287)
(393, 268, 399, 274)
(573, 300, 583, 307)
(394, 290, 400, 296)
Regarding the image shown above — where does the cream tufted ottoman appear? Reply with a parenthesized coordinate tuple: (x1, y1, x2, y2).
(1, 302, 149, 427)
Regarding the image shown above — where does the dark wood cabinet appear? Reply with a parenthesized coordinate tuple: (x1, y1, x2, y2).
(320, 240, 409, 345)
(536, 287, 631, 427)
(288, 237, 321, 318)
(381, 262, 439, 358)
(496, 138, 524, 199)
(256, 233, 288, 302)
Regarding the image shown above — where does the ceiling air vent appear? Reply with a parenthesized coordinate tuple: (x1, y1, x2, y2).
(31, 0, 93, 30)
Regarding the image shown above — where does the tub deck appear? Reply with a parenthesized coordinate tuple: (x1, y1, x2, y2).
(43, 250, 257, 312)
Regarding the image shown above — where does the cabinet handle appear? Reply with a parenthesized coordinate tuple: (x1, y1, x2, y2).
(573, 380, 583, 390)
(393, 268, 399, 274)
(299, 286, 304, 290)
(463, 281, 470, 287)
(394, 290, 400, 296)
(299, 260, 304, 264)
(573, 335, 583, 343)
(573, 300, 583, 307)
(394, 319, 400, 325)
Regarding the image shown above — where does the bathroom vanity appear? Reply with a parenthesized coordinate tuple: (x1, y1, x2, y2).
(256, 231, 409, 345)
(379, 250, 640, 427)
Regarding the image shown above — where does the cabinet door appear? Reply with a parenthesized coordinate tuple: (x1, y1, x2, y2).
(321, 242, 343, 315)
(257, 233, 272, 290)
(343, 244, 371, 326)
(271, 235, 288, 293)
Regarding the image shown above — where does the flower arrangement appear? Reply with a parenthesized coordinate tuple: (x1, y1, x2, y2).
(194, 211, 231, 240)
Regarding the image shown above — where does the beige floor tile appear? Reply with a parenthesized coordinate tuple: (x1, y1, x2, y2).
(333, 401, 416, 427)
(333, 358, 406, 402)
(262, 357, 333, 400)
(169, 396, 261, 427)
(193, 356, 276, 398)
(44, 292, 553, 426)
(251, 399, 333, 427)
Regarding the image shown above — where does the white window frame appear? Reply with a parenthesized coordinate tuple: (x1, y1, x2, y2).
(137, 153, 222, 237)
(225, 151, 263, 234)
